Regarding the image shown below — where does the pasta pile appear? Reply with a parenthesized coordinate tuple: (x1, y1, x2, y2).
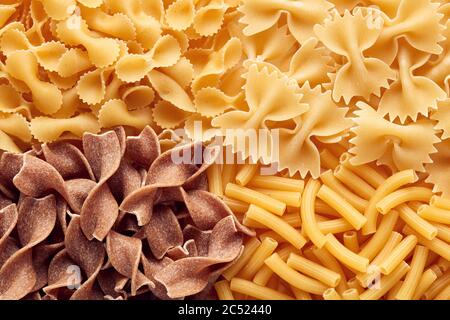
(0, 0, 449, 302)
(210, 154, 450, 300)
(0, 126, 252, 300)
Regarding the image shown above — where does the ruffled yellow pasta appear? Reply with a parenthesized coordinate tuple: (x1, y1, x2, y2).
(278, 84, 352, 178)
(30, 112, 100, 142)
(425, 139, 450, 198)
(350, 103, 440, 173)
(98, 99, 153, 130)
(314, 9, 396, 103)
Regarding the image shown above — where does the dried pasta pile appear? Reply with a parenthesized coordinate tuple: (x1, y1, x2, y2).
(0, 0, 449, 301)
(210, 153, 450, 300)
(0, 126, 252, 300)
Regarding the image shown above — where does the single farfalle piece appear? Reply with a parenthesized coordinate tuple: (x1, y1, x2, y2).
(115, 35, 181, 83)
(0, 113, 32, 153)
(0, 84, 31, 118)
(278, 83, 353, 178)
(189, 37, 242, 93)
(165, 0, 196, 31)
(56, 18, 121, 68)
(378, 45, 447, 123)
(30, 113, 100, 143)
(366, 0, 445, 65)
(425, 139, 450, 198)
(287, 37, 334, 87)
(5, 50, 63, 115)
(239, 0, 334, 44)
(431, 99, 450, 140)
(314, 9, 396, 103)
(349, 102, 440, 172)
(193, 0, 228, 37)
(229, 23, 297, 71)
(98, 99, 154, 130)
(76, 68, 114, 105)
(212, 63, 308, 163)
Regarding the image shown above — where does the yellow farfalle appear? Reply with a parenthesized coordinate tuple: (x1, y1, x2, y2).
(115, 35, 181, 83)
(378, 45, 447, 123)
(1, 28, 67, 72)
(30, 112, 100, 142)
(366, 0, 445, 65)
(314, 9, 396, 103)
(350, 103, 440, 172)
(5, 50, 63, 115)
(98, 99, 153, 130)
(211, 63, 308, 163)
(431, 99, 450, 140)
(0, 112, 31, 153)
(56, 18, 121, 68)
(425, 138, 450, 198)
(278, 83, 352, 178)
(239, 0, 334, 44)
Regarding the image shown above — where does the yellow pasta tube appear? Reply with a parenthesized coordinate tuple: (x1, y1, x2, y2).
(323, 288, 342, 300)
(225, 183, 286, 216)
(434, 282, 450, 300)
(320, 149, 339, 170)
(376, 187, 434, 215)
(357, 232, 403, 287)
(395, 246, 429, 300)
(246, 205, 306, 249)
(317, 184, 367, 230)
(378, 235, 418, 275)
(397, 204, 438, 240)
(318, 218, 354, 234)
(313, 246, 348, 294)
(418, 205, 450, 224)
(242, 216, 266, 229)
(403, 225, 450, 261)
(360, 262, 411, 300)
(206, 163, 223, 197)
(248, 176, 304, 192)
(222, 237, 261, 281)
(287, 253, 341, 288)
(320, 170, 367, 212)
(363, 169, 417, 235)
(235, 164, 259, 186)
(282, 212, 302, 228)
(230, 278, 294, 300)
(222, 164, 237, 190)
(259, 230, 287, 244)
(315, 199, 340, 217)
(289, 286, 312, 300)
(214, 280, 234, 300)
(430, 195, 450, 210)
(387, 281, 404, 300)
(252, 188, 301, 207)
(301, 179, 327, 248)
(239, 237, 278, 280)
(423, 271, 450, 300)
(343, 231, 360, 253)
(264, 253, 328, 295)
(325, 234, 369, 273)
(339, 153, 386, 188)
(347, 278, 364, 294)
(437, 257, 450, 272)
(222, 197, 249, 214)
(334, 165, 376, 199)
(434, 223, 450, 243)
(252, 246, 294, 286)
(413, 268, 441, 300)
(359, 210, 399, 260)
(342, 288, 360, 300)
